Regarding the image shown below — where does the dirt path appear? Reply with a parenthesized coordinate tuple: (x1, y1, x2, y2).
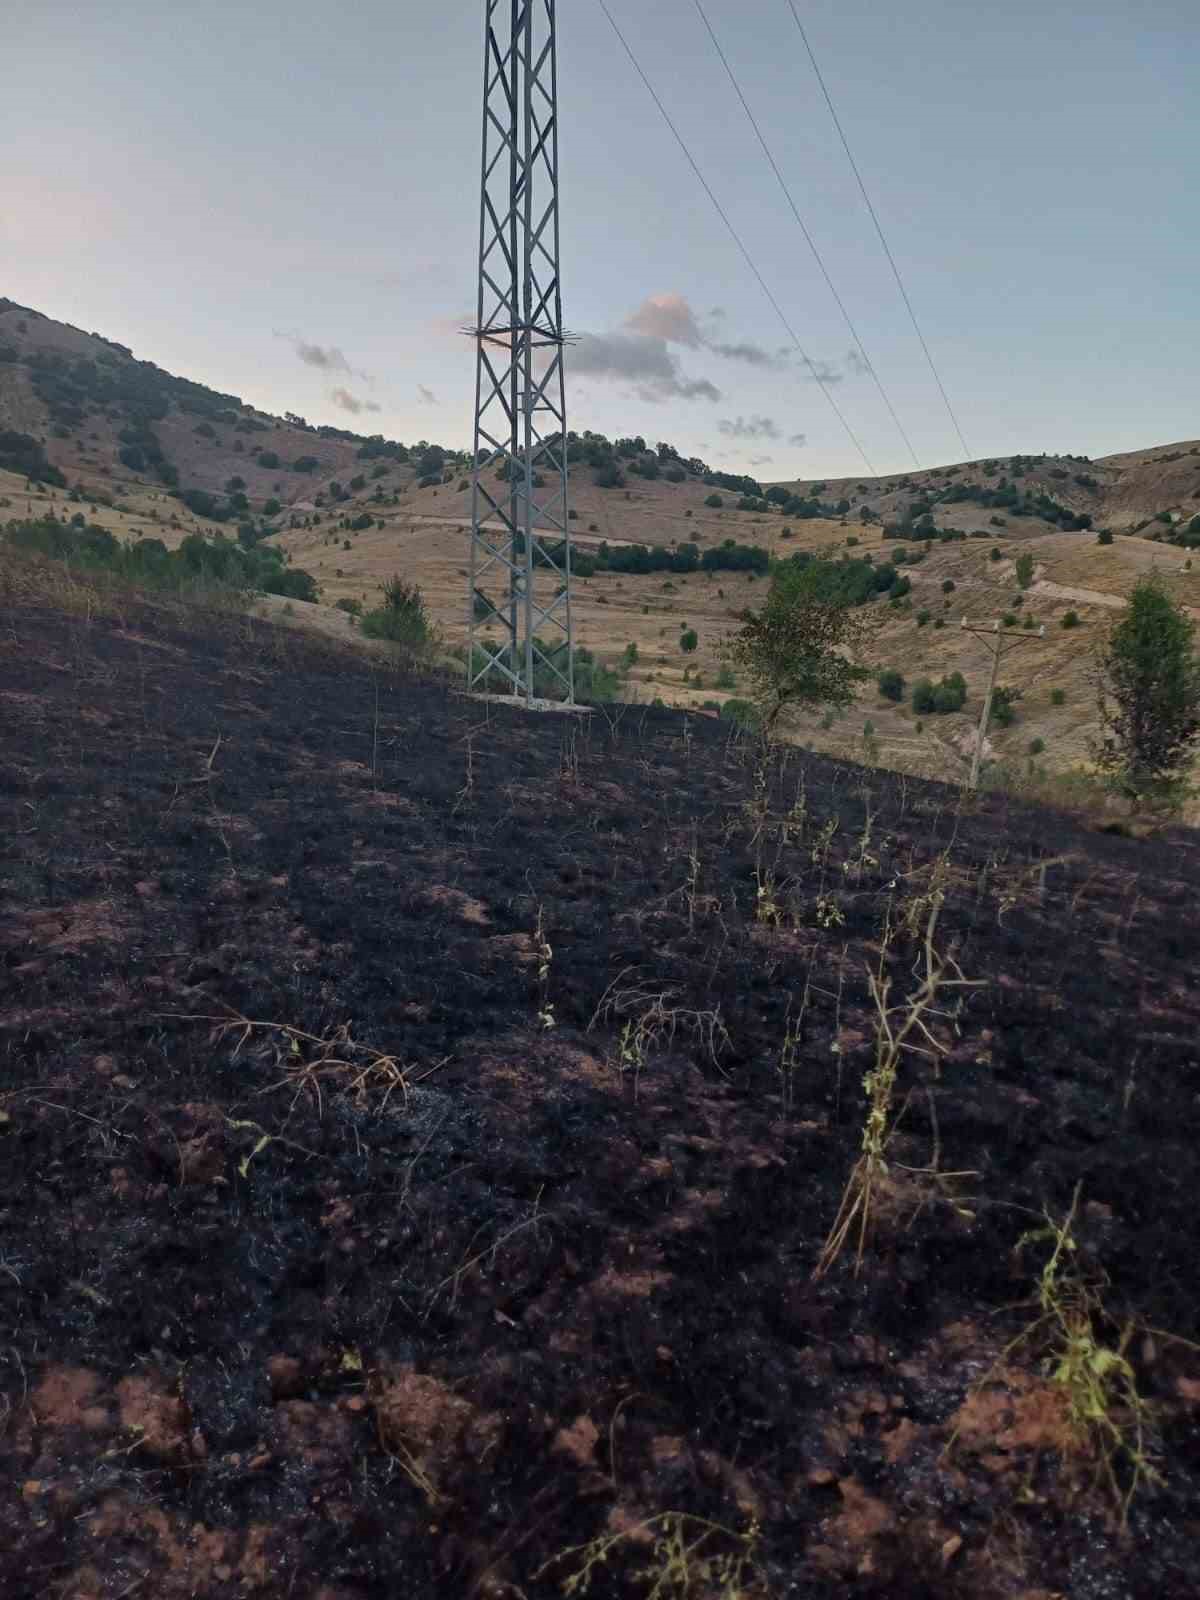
(1033, 577, 1200, 621)
(1031, 578, 1126, 609)
(402, 513, 640, 548)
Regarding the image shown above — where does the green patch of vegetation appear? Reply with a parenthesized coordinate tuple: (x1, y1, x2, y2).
(912, 672, 967, 715)
(0, 429, 67, 487)
(876, 672, 908, 704)
(3, 515, 318, 602)
(361, 576, 431, 650)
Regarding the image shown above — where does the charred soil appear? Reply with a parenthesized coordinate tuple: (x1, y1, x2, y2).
(2, 574, 1199, 1599)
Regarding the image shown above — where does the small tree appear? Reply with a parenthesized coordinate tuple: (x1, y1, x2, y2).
(1015, 550, 1035, 588)
(1097, 529, 1114, 545)
(877, 668, 905, 702)
(990, 685, 1020, 727)
(1061, 610, 1080, 629)
(361, 575, 430, 651)
(704, 493, 723, 509)
(1095, 575, 1200, 809)
(723, 560, 873, 734)
(680, 628, 699, 654)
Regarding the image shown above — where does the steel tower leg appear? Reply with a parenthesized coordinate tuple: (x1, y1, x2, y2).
(467, 0, 573, 706)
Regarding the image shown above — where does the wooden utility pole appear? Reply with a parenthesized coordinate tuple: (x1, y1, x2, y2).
(960, 619, 1046, 790)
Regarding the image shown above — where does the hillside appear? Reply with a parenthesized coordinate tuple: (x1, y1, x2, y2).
(2, 559, 1199, 1599)
(4, 297, 1200, 794)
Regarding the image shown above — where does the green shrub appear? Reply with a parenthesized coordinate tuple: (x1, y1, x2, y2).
(1062, 610, 1080, 628)
(1051, 688, 1066, 705)
(990, 685, 1021, 727)
(916, 609, 931, 627)
(680, 629, 698, 653)
(913, 672, 967, 715)
(1097, 528, 1114, 545)
(1028, 737, 1046, 756)
(719, 698, 759, 729)
(704, 493, 723, 509)
(942, 579, 956, 594)
(1002, 612, 1018, 628)
(361, 576, 430, 650)
(716, 664, 737, 690)
(990, 546, 1003, 561)
(878, 668, 905, 702)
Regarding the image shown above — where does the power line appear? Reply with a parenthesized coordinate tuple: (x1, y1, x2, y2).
(693, 0, 921, 471)
(784, 0, 972, 463)
(596, 0, 877, 477)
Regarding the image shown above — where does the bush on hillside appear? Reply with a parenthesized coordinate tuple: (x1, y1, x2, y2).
(361, 576, 430, 651)
(912, 672, 967, 716)
(878, 668, 905, 702)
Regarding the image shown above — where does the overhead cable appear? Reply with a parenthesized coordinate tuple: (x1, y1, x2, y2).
(784, 0, 972, 460)
(597, 0, 878, 476)
(694, 0, 921, 470)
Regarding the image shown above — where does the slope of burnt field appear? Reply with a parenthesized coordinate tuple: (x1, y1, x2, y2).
(1, 569, 1198, 1600)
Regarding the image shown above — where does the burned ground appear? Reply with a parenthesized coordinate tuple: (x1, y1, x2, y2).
(1, 575, 1199, 1599)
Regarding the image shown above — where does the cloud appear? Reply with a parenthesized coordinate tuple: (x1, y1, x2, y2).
(625, 293, 780, 369)
(625, 292, 705, 348)
(845, 347, 873, 377)
(330, 387, 381, 415)
(417, 385, 438, 406)
(717, 414, 781, 441)
(804, 359, 844, 386)
(789, 432, 807, 447)
(709, 339, 778, 367)
(570, 331, 720, 404)
(749, 455, 775, 466)
(278, 333, 374, 383)
(298, 341, 350, 373)
(430, 310, 477, 338)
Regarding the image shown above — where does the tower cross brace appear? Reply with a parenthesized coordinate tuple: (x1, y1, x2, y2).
(467, 0, 574, 705)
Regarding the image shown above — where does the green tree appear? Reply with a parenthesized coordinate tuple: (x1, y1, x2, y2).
(877, 668, 905, 702)
(723, 559, 874, 734)
(680, 628, 699, 653)
(1095, 576, 1200, 809)
(1015, 550, 1035, 588)
(704, 493, 723, 509)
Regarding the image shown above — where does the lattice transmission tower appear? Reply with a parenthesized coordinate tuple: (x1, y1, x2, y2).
(466, 0, 574, 705)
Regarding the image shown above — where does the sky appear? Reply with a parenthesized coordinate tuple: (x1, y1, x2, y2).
(3, 0, 1197, 480)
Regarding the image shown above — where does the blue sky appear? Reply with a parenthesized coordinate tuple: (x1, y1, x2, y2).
(4, 0, 1196, 478)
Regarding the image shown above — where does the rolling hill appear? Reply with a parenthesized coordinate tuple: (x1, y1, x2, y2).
(3, 295, 1199, 795)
